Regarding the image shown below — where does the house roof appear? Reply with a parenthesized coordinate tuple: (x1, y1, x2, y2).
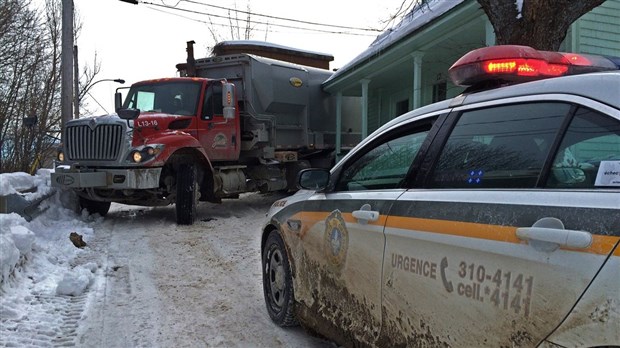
(324, 0, 465, 85)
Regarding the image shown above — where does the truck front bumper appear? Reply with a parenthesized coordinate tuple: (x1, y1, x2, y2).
(51, 166, 162, 190)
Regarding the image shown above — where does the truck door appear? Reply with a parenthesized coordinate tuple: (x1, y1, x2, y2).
(381, 101, 620, 346)
(197, 82, 240, 161)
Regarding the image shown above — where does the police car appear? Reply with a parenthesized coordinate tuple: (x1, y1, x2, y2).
(261, 45, 620, 347)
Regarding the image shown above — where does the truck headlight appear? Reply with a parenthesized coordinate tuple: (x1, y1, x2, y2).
(57, 151, 65, 162)
(132, 151, 143, 163)
(127, 145, 164, 163)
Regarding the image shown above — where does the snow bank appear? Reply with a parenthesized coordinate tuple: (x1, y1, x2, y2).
(0, 170, 98, 298)
(0, 229, 21, 284)
(56, 265, 96, 296)
(0, 169, 54, 200)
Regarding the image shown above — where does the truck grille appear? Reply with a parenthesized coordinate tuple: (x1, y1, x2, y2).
(65, 124, 123, 161)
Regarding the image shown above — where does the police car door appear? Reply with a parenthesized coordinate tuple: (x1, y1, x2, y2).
(382, 100, 620, 346)
(296, 117, 438, 346)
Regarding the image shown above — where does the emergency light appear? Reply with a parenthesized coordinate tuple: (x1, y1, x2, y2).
(449, 45, 619, 87)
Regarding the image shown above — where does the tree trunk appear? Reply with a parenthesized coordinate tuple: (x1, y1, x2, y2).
(477, 0, 606, 51)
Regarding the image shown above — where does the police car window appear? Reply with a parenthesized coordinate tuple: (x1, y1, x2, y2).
(547, 108, 620, 189)
(429, 103, 570, 188)
(336, 128, 430, 191)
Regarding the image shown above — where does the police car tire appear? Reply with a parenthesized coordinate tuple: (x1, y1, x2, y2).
(176, 163, 197, 225)
(78, 196, 111, 217)
(263, 230, 298, 327)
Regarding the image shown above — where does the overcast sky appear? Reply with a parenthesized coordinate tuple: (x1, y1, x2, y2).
(45, 0, 407, 115)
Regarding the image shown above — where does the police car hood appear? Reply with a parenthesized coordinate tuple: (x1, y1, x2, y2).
(265, 189, 315, 219)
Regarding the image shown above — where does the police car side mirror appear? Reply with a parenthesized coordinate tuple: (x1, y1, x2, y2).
(298, 168, 330, 191)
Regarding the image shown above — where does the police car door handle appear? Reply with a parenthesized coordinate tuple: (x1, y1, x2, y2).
(516, 217, 592, 251)
(352, 204, 379, 225)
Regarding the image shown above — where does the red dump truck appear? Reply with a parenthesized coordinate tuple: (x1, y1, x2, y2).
(51, 41, 359, 224)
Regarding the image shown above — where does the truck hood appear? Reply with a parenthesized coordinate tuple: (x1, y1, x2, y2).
(133, 113, 194, 133)
(68, 112, 193, 131)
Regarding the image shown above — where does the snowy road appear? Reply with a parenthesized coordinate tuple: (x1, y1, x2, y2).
(77, 193, 332, 347)
(1, 187, 332, 347)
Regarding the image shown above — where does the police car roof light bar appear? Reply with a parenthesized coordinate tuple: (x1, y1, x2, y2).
(449, 45, 620, 87)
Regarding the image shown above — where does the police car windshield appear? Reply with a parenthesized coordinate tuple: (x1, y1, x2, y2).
(123, 81, 201, 116)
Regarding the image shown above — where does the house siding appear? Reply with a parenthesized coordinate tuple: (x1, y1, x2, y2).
(575, 1, 620, 56)
(325, 0, 618, 144)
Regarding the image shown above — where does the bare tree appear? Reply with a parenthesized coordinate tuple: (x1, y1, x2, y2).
(388, 0, 607, 51)
(205, 1, 261, 54)
(1, 0, 54, 173)
(67, 7, 103, 117)
(0, 0, 71, 173)
(76, 52, 103, 115)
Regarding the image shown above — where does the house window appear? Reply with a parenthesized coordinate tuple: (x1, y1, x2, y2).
(433, 81, 447, 103)
(396, 99, 409, 116)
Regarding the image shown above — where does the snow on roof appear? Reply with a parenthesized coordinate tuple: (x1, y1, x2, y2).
(214, 40, 334, 60)
(325, 0, 465, 84)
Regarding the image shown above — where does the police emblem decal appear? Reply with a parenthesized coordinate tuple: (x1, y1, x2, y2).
(324, 210, 348, 269)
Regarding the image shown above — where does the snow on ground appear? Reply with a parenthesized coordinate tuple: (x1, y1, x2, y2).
(0, 171, 332, 347)
(1, 170, 102, 346)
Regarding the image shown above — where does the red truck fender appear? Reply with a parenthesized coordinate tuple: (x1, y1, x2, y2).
(149, 131, 215, 172)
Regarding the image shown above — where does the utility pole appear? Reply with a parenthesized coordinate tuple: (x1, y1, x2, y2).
(61, 0, 74, 139)
(73, 45, 79, 119)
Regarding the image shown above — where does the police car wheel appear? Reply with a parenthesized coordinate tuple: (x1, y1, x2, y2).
(176, 163, 198, 225)
(262, 230, 298, 326)
(78, 196, 111, 217)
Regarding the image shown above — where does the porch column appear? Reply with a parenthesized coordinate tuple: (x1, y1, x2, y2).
(569, 20, 581, 52)
(336, 92, 342, 156)
(485, 18, 496, 46)
(411, 52, 424, 110)
(361, 79, 370, 139)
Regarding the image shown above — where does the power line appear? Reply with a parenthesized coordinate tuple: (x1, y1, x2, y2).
(180, 0, 382, 33)
(147, 6, 273, 33)
(138, 1, 378, 36)
(86, 91, 110, 114)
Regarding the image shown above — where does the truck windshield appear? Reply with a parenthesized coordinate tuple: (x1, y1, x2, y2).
(123, 81, 201, 116)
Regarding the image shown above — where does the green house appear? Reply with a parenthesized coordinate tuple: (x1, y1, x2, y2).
(323, 0, 620, 155)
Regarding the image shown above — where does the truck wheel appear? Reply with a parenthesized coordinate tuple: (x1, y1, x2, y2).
(262, 230, 298, 326)
(176, 163, 198, 225)
(79, 196, 111, 217)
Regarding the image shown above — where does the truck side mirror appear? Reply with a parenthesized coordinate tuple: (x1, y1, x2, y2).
(118, 108, 140, 120)
(222, 83, 235, 120)
(115, 92, 123, 112)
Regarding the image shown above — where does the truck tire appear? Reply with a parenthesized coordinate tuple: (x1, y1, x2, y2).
(78, 196, 111, 217)
(262, 230, 298, 326)
(176, 163, 198, 225)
